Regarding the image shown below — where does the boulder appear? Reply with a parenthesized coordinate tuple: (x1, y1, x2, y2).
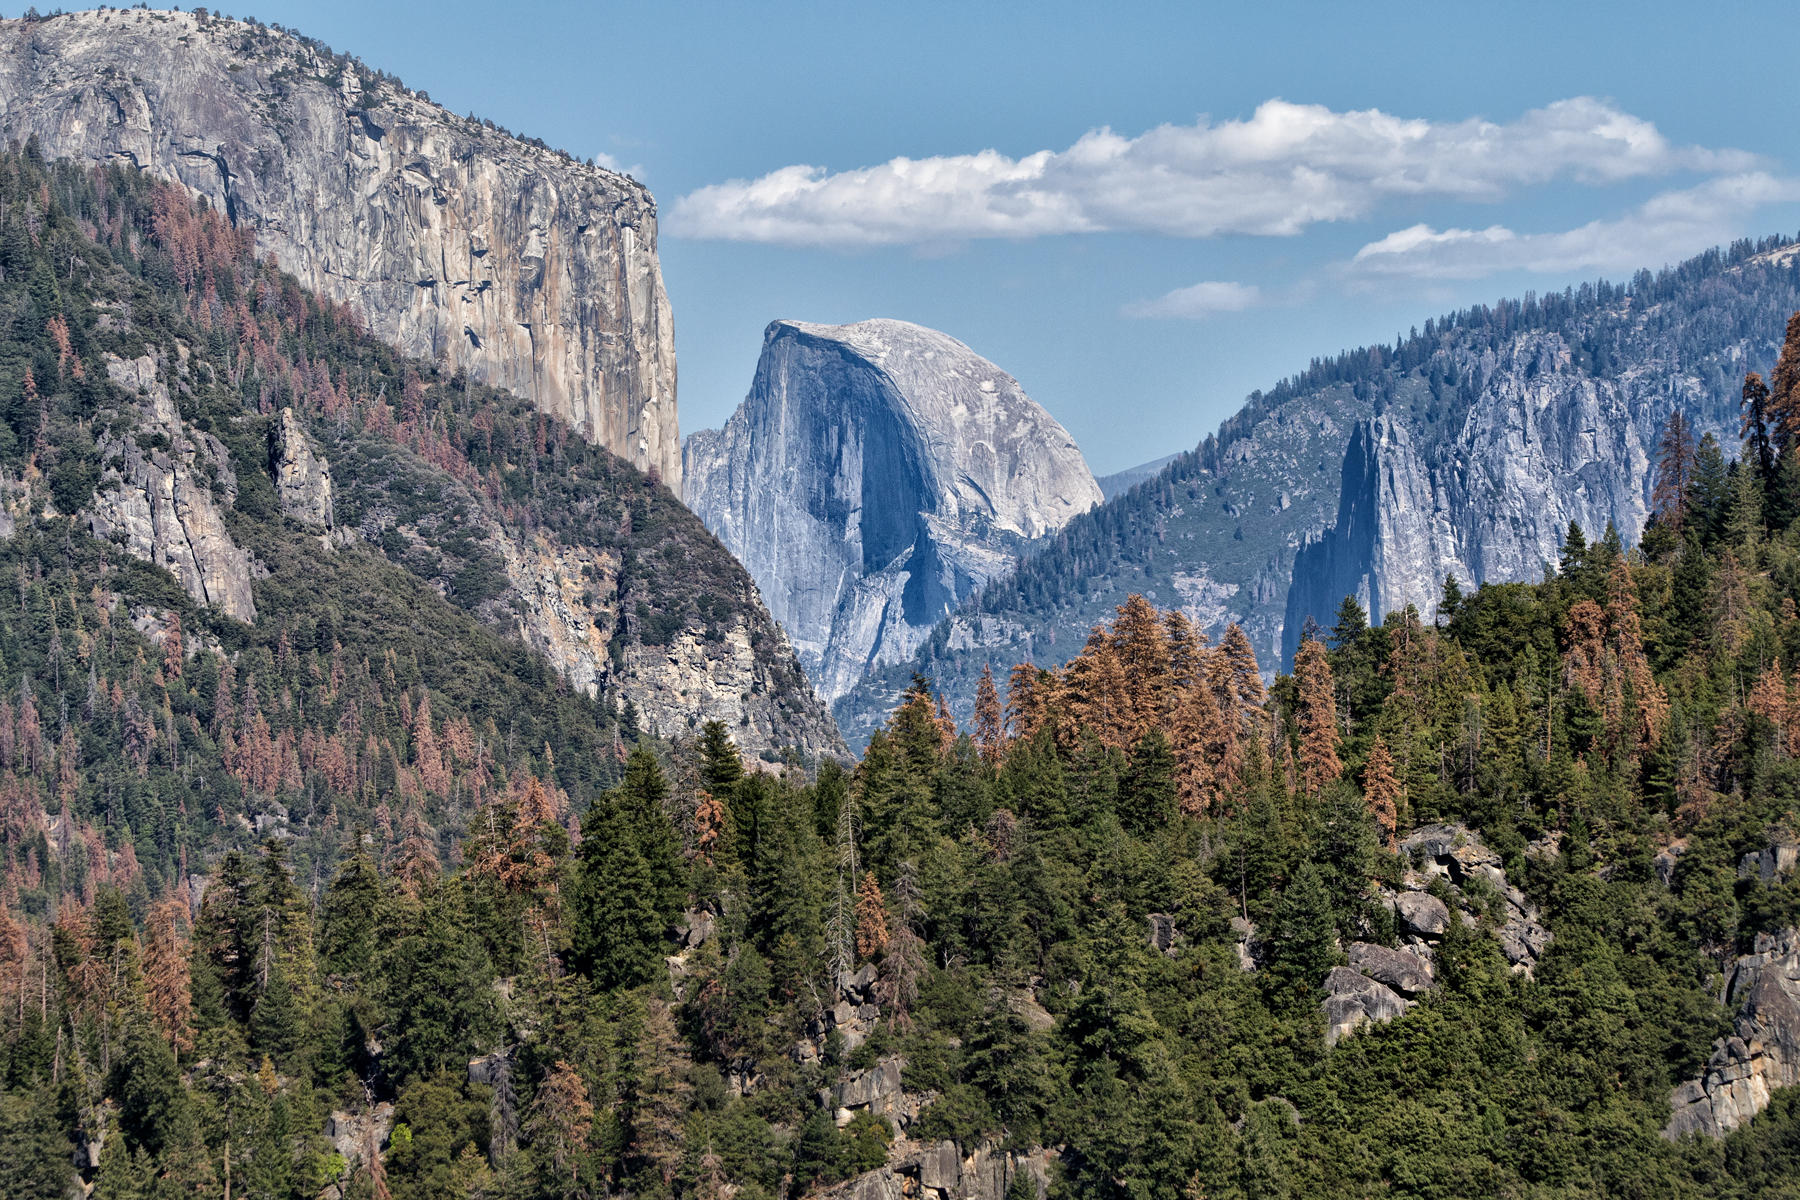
(1654, 838, 1689, 887)
(832, 1055, 907, 1116)
(324, 1103, 395, 1167)
(677, 909, 716, 949)
(1740, 839, 1800, 884)
(1230, 915, 1257, 972)
(1322, 966, 1409, 1046)
(1395, 892, 1451, 937)
(1347, 942, 1434, 997)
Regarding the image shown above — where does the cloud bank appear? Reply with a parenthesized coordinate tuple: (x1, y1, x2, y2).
(670, 98, 1751, 248)
(1344, 172, 1800, 280)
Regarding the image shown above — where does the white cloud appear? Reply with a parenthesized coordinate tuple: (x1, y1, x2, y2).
(1346, 172, 1800, 280)
(1123, 280, 1263, 319)
(669, 97, 1752, 248)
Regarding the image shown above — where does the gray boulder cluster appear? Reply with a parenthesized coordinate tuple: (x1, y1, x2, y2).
(801, 964, 885, 1062)
(1323, 823, 1550, 1046)
(1322, 944, 1436, 1047)
(1395, 823, 1552, 974)
(819, 1141, 1049, 1200)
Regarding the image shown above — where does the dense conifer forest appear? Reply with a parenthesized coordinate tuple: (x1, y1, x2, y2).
(11, 143, 1800, 1199)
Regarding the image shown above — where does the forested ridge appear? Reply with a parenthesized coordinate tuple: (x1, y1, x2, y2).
(14, 145, 1800, 1199)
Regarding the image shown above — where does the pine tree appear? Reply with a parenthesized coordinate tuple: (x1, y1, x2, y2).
(1293, 638, 1342, 797)
(1111, 594, 1173, 739)
(1691, 433, 1731, 539)
(1723, 461, 1765, 556)
(1119, 730, 1177, 836)
(854, 873, 889, 960)
(1164, 610, 1208, 689)
(1769, 310, 1800, 455)
(528, 1060, 594, 1194)
(698, 720, 744, 798)
(1215, 623, 1266, 734)
(628, 1000, 693, 1194)
(1067, 626, 1131, 749)
(878, 859, 926, 1028)
(1361, 736, 1401, 849)
(572, 794, 665, 991)
(1742, 378, 1776, 484)
(973, 664, 1005, 765)
(140, 897, 193, 1057)
(1265, 860, 1338, 1007)
(319, 836, 383, 981)
(889, 675, 946, 771)
(693, 789, 728, 866)
(1171, 674, 1228, 817)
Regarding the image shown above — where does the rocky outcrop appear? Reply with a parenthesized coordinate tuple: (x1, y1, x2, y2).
(685, 319, 1100, 700)
(1397, 823, 1551, 975)
(495, 531, 842, 760)
(1348, 941, 1436, 997)
(1322, 965, 1410, 1047)
(799, 965, 885, 1066)
(1740, 837, 1800, 885)
(1322, 945, 1436, 1046)
(87, 354, 257, 622)
(0, 8, 679, 485)
(1284, 328, 1686, 657)
(819, 1142, 1050, 1200)
(324, 1103, 395, 1170)
(1666, 930, 1800, 1139)
(270, 408, 334, 529)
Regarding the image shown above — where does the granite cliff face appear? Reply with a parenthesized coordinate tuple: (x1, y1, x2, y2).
(0, 7, 679, 485)
(836, 239, 1800, 745)
(270, 407, 336, 530)
(1665, 928, 1800, 1139)
(88, 353, 258, 623)
(685, 319, 1101, 701)
(1284, 325, 1712, 656)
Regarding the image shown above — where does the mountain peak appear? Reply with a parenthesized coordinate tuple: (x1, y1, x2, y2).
(686, 317, 1101, 700)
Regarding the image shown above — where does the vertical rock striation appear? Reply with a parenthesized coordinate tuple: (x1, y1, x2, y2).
(1285, 330, 1676, 656)
(684, 319, 1101, 701)
(0, 8, 679, 485)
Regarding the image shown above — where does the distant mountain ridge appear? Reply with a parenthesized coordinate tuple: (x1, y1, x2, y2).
(1098, 453, 1183, 499)
(684, 318, 1102, 702)
(835, 235, 1800, 745)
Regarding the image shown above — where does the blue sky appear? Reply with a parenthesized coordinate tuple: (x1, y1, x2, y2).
(172, 1, 1800, 474)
